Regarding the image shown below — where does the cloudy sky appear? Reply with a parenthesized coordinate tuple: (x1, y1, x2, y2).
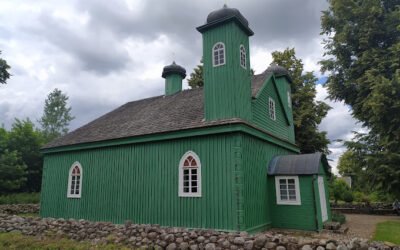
(0, 0, 364, 173)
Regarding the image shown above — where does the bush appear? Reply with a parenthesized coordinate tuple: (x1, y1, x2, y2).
(353, 191, 370, 203)
(331, 212, 346, 224)
(0, 193, 40, 204)
(343, 191, 354, 203)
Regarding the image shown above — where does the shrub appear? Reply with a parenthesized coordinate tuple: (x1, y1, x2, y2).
(331, 212, 346, 224)
(343, 191, 354, 203)
(0, 193, 40, 204)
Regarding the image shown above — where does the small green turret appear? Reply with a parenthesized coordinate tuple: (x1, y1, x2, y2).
(162, 61, 186, 96)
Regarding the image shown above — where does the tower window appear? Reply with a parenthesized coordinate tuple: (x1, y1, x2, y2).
(240, 45, 246, 69)
(287, 91, 292, 108)
(179, 151, 202, 197)
(213, 42, 225, 67)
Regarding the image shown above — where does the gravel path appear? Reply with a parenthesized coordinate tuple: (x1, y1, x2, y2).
(344, 214, 400, 239)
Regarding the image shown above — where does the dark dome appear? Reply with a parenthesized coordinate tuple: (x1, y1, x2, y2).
(206, 4, 249, 27)
(266, 64, 290, 77)
(264, 64, 292, 83)
(162, 61, 186, 79)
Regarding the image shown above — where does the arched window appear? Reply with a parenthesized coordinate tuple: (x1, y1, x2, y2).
(240, 45, 246, 68)
(179, 151, 202, 197)
(213, 42, 225, 67)
(67, 162, 82, 198)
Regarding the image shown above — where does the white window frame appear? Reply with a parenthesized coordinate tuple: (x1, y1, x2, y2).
(275, 176, 301, 205)
(179, 151, 202, 197)
(269, 97, 276, 121)
(287, 91, 292, 108)
(212, 42, 226, 67)
(67, 161, 82, 198)
(240, 45, 246, 69)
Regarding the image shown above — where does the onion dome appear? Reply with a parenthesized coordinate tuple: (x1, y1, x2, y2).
(265, 63, 292, 82)
(162, 61, 186, 79)
(197, 4, 254, 36)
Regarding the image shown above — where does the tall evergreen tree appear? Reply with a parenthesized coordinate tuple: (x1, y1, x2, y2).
(271, 48, 331, 154)
(188, 60, 204, 88)
(321, 0, 400, 197)
(39, 88, 74, 141)
(0, 51, 11, 84)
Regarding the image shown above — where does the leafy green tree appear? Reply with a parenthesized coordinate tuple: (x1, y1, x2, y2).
(331, 178, 351, 204)
(188, 60, 204, 88)
(271, 48, 331, 154)
(0, 51, 11, 84)
(39, 88, 74, 141)
(0, 150, 27, 194)
(7, 119, 44, 192)
(321, 0, 400, 198)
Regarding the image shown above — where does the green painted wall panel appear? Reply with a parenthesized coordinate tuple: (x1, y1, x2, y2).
(202, 22, 252, 121)
(252, 76, 295, 144)
(241, 134, 294, 232)
(165, 74, 183, 96)
(269, 176, 318, 231)
(41, 134, 239, 231)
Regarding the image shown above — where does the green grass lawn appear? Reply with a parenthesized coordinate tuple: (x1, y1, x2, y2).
(0, 232, 131, 250)
(373, 221, 400, 245)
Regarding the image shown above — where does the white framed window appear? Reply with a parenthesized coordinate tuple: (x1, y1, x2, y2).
(179, 151, 202, 197)
(269, 97, 276, 120)
(213, 42, 225, 67)
(240, 45, 246, 69)
(275, 176, 301, 205)
(287, 91, 292, 108)
(67, 162, 82, 198)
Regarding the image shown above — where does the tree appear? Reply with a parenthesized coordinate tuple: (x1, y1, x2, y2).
(39, 88, 74, 141)
(0, 150, 27, 194)
(321, 0, 400, 198)
(7, 118, 45, 192)
(271, 48, 331, 154)
(187, 60, 204, 88)
(1, 124, 28, 194)
(331, 178, 351, 204)
(0, 51, 11, 84)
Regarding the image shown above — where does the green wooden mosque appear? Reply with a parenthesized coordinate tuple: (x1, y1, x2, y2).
(40, 5, 331, 232)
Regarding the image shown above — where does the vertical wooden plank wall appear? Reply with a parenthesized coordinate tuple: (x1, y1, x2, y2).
(40, 134, 239, 231)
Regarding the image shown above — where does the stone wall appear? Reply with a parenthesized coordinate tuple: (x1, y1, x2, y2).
(0, 214, 398, 249)
(330, 203, 396, 215)
(0, 204, 39, 214)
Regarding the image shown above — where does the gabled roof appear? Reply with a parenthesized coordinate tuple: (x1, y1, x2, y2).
(267, 152, 331, 176)
(44, 70, 289, 149)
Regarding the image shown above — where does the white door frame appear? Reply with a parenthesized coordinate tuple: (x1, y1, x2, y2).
(318, 176, 328, 222)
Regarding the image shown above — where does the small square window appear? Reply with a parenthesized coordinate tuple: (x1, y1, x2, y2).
(275, 176, 301, 205)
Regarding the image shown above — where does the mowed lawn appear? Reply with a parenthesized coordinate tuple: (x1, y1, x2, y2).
(373, 221, 400, 245)
(0, 232, 130, 250)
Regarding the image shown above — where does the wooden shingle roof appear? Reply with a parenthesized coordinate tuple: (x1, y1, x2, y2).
(44, 72, 276, 149)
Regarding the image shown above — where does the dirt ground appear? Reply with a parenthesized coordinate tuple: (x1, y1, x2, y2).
(343, 214, 400, 239)
(272, 214, 400, 241)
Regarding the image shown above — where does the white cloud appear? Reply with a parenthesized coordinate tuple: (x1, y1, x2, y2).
(0, 0, 360, 176)
(315, 84, 365, 174)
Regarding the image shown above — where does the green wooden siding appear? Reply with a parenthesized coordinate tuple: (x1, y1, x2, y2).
(202, 22, 252, 121)
(165, 74, 182, 96)
(252, 76, 295, 144)
(41, 134, 240, 231)
(241, 134, 294, 232)
(269, 176, 319, 231)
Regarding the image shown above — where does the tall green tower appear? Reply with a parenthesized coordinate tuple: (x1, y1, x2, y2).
(197, 5, 254, 121)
